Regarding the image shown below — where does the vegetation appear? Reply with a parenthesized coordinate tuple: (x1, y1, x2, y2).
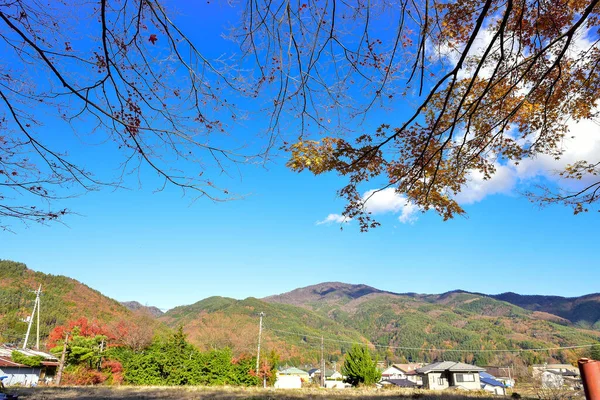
(342, 344, 381, 387)
(0, 260, 145, 347)
(590, 344, 600, 361)
(6, 386, 524, 400)
(124, 327, 261, 386)
(2, 261, 599, 385)
(10, 351, 43, 367)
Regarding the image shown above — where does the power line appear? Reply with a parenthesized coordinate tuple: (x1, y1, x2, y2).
(264, 326, 599, 353)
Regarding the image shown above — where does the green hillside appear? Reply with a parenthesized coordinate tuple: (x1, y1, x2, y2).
(0, 260, 135, 348)
(263, 283, 600, 366)
(160, 296, 369, 365)
(2, 263, 599, 370)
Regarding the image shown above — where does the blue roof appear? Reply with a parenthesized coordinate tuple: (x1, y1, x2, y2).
(480, 372, 505, 387)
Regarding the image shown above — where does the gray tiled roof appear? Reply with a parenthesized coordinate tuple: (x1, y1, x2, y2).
(416, 361, 486, 374)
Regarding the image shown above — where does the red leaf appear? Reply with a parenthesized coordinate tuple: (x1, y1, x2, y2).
(149, 34, 158, 45)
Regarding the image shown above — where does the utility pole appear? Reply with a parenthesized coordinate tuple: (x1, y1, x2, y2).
(321, 336, 325, 387)
(36, 285, 41, 350)
(23, 285, 41, 349)
(99, 339, 105, 370)
(55, 332, 70, 386)
(256, 312, 265, 376)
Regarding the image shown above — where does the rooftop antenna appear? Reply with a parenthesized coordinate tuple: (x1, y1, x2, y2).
(23, 285, 42, 349)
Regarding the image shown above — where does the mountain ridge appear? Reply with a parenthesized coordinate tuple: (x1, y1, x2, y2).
(2, 261, 599, 368)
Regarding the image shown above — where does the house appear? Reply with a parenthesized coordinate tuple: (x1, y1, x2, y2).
(532, 363, 581, 389)
(480, 372, 507, 395)
(277, 367, 310, 382)
(405, 370, 423, 385)
(532, 364, 579, 379)
(416, 361, 485, 391)
(308, 368, 343, 382)
(482, 366, 515, 387)
(0, 345, 59, 387)
(381, 363, 423, 379)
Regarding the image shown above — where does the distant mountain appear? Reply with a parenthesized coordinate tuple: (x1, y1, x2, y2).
(262, 282, 600, 365)
(490, 292, 600, 329)
(121, 301, 164, 318)
(2, 262, 599, 366)
(0, 260, 136, 348)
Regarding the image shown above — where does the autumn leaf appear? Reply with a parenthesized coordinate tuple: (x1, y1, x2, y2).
(148, 34, 158, 45)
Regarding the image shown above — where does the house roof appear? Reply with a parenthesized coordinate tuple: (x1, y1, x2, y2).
(544, 370, 579, 377)
(480, 372, 506, 387)
(0, 345, 58, 361)
(382, 378, 419, 387)
(416, 361, 486, 374)
(279, 367, 309, 375)
(482, 366, 513, 378)
(392, 363, 423, 372)
(0, 357, 25, 368)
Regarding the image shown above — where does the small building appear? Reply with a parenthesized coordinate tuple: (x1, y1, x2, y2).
(480, 372, 507, 395)
(416, 361, 485, 391)
(381, 363, 423, 379)
(278, 367, 310, 382)
(533, 364, 579, 379)
(308, 368, 343, 382)
(482, 366, 515, 387)
(0, 346, 59, 387)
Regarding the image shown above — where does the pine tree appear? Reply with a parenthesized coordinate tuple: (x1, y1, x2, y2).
(341, 344, 381, 386)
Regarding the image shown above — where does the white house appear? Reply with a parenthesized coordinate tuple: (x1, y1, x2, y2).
(416, 361, 485, 391)
(0, 346, 59, 387)
(480, 372, 507, 395)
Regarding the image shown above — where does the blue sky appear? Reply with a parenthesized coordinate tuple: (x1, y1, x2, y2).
(1, 1, 599, 310)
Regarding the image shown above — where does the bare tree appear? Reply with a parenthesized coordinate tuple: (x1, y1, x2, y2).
(0, 0, 263, 230)
(2, 0, 600, 231)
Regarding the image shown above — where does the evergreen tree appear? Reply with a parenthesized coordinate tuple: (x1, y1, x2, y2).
(341, 344, 381, 386)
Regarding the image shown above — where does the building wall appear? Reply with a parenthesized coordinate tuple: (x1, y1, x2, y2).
(483, 383, 506, 395)
(451, 372, 481, 390)
(274, 375, 302, 389)
(0, 367, 41, 386)
(424, 372, 450, 390)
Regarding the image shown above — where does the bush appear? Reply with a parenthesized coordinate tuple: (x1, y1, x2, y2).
(62, 366, 108, 385)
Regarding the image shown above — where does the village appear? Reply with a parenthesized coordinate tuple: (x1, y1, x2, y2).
(0, 342, 585, 396)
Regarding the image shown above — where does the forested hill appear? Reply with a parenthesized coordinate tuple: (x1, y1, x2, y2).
(264, 282, 600, 328)
(260, 282, 600, 365)
(0, 260, 134, 346)
(489, 292, 600, 329)
(2, 262, 599, 367)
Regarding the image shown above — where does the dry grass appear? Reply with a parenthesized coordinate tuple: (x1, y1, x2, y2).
(9, 386, 529, 400)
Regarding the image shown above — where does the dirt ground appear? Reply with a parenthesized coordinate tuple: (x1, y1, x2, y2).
(7, 386, 517, 400)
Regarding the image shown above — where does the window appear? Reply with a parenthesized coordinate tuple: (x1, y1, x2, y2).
(455, 373, 475, 383)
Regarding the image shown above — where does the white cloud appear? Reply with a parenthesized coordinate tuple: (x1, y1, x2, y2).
(315, 213, 350, 226)
(454, 163, 517, 205)
(514, 118, 600, 189)
(362, 188, 420, 224)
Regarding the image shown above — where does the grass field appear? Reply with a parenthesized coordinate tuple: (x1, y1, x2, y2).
(6, 386, 535, 400)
